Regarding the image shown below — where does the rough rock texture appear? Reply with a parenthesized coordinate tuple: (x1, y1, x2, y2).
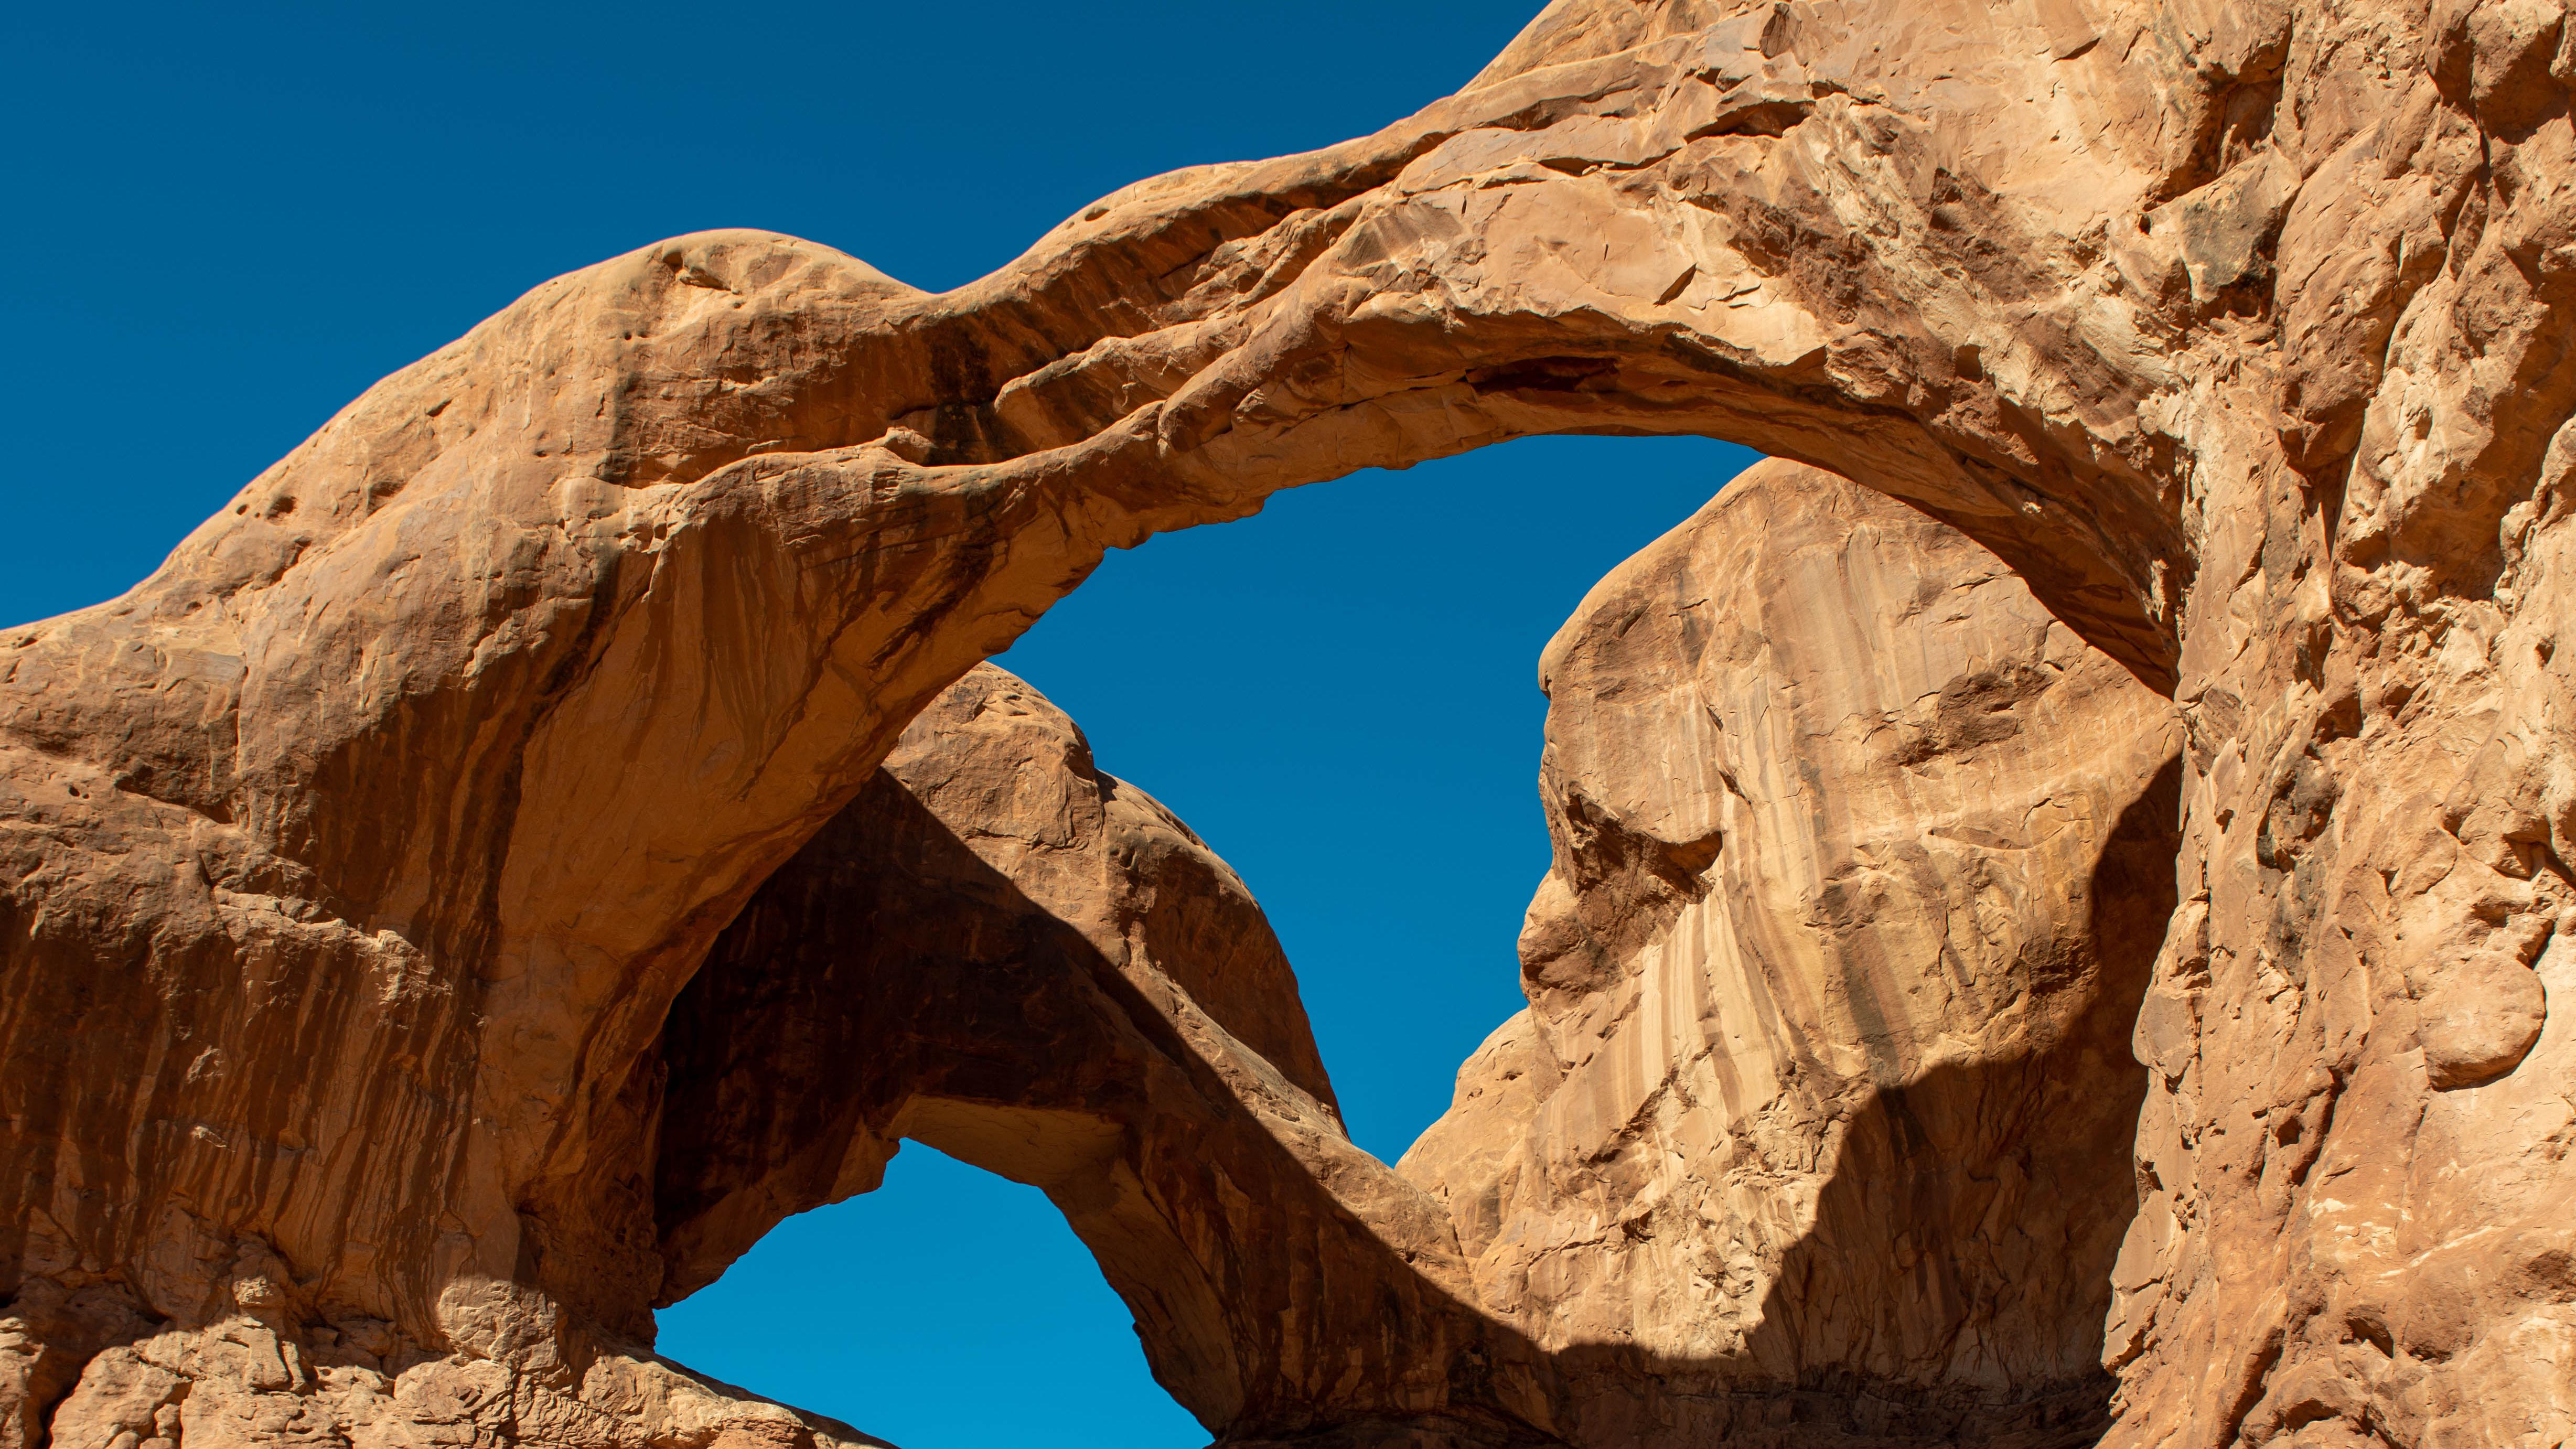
(645, 665, 1506, 1445)
(2, 659, 1494, 1449)
(5, 0, 2576, 1444)
(1400, 458, 2183, 1446)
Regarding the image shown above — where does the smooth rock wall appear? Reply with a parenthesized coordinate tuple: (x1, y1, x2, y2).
(1404, 459, 2182, 1445)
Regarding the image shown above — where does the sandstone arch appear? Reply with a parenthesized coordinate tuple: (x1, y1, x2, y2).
(6, 0, 2576, 1446)
(636, 456, 2187, 1449)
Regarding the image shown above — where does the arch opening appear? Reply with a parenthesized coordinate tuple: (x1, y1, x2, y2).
(654, 1141, 1203, 1449)
(635, 435, 2180, 1448)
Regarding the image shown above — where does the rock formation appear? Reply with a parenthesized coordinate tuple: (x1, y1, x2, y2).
(1402, 458, 2183, 1445)
(4, 0, 2575, 1445)
(645, 665, 1504, 1446)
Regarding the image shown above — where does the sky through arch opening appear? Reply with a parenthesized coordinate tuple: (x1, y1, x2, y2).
(654, 1142, 1206, 1449)
(998, 434, 1763, 1158)
(651, 435, 1761, 1449)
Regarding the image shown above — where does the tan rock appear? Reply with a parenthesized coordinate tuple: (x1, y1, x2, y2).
(2417, 949, 2550, 1088)
(648, 664, 1498, 1441)
(1402, 459, 2183, 1444)
(2, 0, 2573, 1444)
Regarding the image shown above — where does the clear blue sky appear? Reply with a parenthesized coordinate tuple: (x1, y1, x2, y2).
(6, 6, 1755, 1446)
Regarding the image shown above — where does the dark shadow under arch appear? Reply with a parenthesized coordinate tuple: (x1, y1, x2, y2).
(640, 709, 2182, 1447)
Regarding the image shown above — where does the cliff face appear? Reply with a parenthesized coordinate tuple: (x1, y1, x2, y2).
(1402, 459, 2183, 1445)
(5, 0, 2575, 1445)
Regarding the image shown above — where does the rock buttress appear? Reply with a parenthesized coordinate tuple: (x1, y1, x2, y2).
(6, 0, 2576, 1444)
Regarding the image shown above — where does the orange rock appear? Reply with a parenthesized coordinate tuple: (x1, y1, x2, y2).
(5, 1, 2575, 1444)
(1403, 459, 2182, 1444)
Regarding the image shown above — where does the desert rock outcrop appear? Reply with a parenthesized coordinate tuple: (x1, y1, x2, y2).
(645, 664, 1510, 1445)
(1403, 458, 2181, 1445)
(4, 0, 2575, 1444)
(5, 661, 1498, 1449)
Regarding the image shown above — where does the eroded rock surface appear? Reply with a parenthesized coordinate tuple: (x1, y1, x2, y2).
(1403, 459, 2182, 1445)
(6, 0, 2576, 1444)
(4, 661, 1493, 1449)
(646, 665, 1505, 1445)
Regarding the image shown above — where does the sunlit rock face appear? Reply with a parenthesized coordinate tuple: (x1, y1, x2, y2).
(646, 664, 1499, 1445)
(7, 0, 2576, 1444)
(1402, 458, 2182, 1446)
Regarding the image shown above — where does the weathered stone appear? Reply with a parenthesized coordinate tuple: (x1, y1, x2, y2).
(646, 664, 1500, 1442)
(2418, 950, 2550, 1088)
(1402, 459, 2182, 1445)
(4, 0, 2575, 1444)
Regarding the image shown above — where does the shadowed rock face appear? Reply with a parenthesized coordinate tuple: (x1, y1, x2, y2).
(6, 0, 2576, 1444)
(643, 667, 1500, 1444)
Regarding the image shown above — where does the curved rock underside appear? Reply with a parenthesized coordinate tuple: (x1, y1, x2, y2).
(4, 0, 2575, 1444)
